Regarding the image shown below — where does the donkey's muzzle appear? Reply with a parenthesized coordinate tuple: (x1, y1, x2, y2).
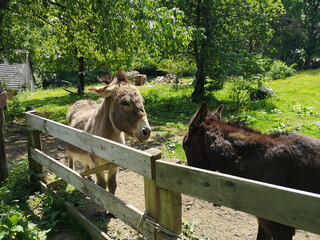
(135, 120, 151, 142)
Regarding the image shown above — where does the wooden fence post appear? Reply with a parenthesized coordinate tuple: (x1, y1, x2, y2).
(144, 148, 161, 239)
(25, 106, 46, 184)
(0, 103, 7, 182)
(0, 88, 8, 183)
(157, 159, 182, 240)
(144, 151, 182, 240)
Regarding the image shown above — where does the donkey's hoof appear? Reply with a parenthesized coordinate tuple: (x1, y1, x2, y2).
(95, 211, 107, 220)
(95, 211, 116, 220)
(106, 212, 116, 219)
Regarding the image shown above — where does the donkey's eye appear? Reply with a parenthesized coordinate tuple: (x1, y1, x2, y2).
(121, 101, 130, 107)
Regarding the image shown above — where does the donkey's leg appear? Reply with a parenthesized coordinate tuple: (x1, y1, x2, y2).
(95, 171, 107, 189)
(90, 154, 107, 189)
(257, 218, 294, 240)
(83, 164, 93, 181)
(271, 223, 295, 240)
(104, 165, 118, 218)
(68, 152, 74, 169)
(107, 166, 118, 195)
(256, 225, 271, 240)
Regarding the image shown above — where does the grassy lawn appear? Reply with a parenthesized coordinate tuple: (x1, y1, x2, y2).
(16, 70, 320, 138)
(242, 70, 319, 137)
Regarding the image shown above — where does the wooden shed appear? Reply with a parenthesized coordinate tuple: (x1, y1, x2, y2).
(0, 52, 35, 93)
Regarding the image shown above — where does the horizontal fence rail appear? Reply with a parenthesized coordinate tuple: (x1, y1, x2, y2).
(155, 160, 320, 235)
(25, 111, 155, 179)
(30, 147, 155, 239)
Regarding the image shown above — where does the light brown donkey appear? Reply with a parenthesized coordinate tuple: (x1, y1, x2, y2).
(66, 71, 151, 196)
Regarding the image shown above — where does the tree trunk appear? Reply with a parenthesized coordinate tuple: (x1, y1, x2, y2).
(77, 56, 85, 94)
(0, 0, 10, 27)
(191, 68, 205, 102)
(191, 0, 206, 102)
(304, 48, 313, 70)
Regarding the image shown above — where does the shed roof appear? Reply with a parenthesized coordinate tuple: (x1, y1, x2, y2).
(0, 61, 25, 90)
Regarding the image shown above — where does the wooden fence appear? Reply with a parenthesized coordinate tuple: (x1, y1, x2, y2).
(25, 110, 320, 239)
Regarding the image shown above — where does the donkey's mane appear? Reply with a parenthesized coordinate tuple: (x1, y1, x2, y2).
(202, 116, 290, 144)
(99, 71, 129, 85)
(115, 71, 129, 83)
(203, 116, 261, 134)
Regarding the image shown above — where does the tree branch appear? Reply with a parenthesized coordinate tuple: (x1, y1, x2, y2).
(7, 7, 55, 27)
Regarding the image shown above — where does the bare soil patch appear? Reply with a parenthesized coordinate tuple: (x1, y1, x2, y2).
(3, 123, 320, 239)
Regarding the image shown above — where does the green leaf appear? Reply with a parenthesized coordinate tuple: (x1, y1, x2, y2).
(9, 214, 19, 226)
(0, 230, 10, 239)
(12, 225, 24, 232)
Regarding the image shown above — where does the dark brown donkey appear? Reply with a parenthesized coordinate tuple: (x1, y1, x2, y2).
(183, 102, 320, 240)
(66, 71, 151, 195)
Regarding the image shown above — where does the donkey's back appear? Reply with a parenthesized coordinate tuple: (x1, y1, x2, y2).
(276, 133, 320, 193)
(66, 100, 99, 132)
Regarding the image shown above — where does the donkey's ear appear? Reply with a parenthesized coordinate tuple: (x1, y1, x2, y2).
(189, 102, 208, 131)
(88, 85, 116, 98)
(212, 104, 224, 119)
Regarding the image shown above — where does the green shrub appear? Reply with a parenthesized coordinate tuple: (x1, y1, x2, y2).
(0, 160, 33, 203)
(0, 202, 50, 240)
(0, 160, 50, 240)
(5, 96, 25, 123)
(268, 60, 296, 80)
(158, 57, 197, 77)
(227, 75, 264, 111)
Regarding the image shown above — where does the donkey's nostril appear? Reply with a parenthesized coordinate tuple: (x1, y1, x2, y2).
(142, 127, 151, 138)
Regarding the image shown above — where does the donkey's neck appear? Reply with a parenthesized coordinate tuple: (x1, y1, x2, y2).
(92, 98, 125, 144)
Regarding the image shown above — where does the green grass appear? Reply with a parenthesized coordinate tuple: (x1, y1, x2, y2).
(18, 87, 98, 123)
(224, 70, 320, 138)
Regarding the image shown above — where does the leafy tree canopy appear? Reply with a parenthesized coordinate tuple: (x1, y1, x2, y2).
(162, 0, 283, 101)
(282, 0, 320, 69)
(1, 0, 192, 89)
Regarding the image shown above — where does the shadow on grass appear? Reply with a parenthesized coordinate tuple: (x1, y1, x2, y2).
(143, 86, 277, 127)
(22, 92, 97, 110)
(20, 85, 277, 128)
(127, 130, 175, 151)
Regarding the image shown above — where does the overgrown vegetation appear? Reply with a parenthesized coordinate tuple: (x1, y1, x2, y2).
(0, 160, 88, 240)
(268, 60, 296, 80)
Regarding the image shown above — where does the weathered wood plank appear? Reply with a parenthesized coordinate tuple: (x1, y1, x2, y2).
(144, 148, 161, 239)
(31, 147, 155, 240)
(47, 179, 66, 189)
(25, 111, 153, 179)
(157, 159, 182, 240)
(40, 182, 113, 240)
(155, 160, 320, 235)
(26, 110, 46, 184)
(0, 103, 7, 182)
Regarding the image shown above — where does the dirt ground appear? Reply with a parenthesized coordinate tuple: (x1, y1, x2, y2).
(4, 123, 320, 240)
